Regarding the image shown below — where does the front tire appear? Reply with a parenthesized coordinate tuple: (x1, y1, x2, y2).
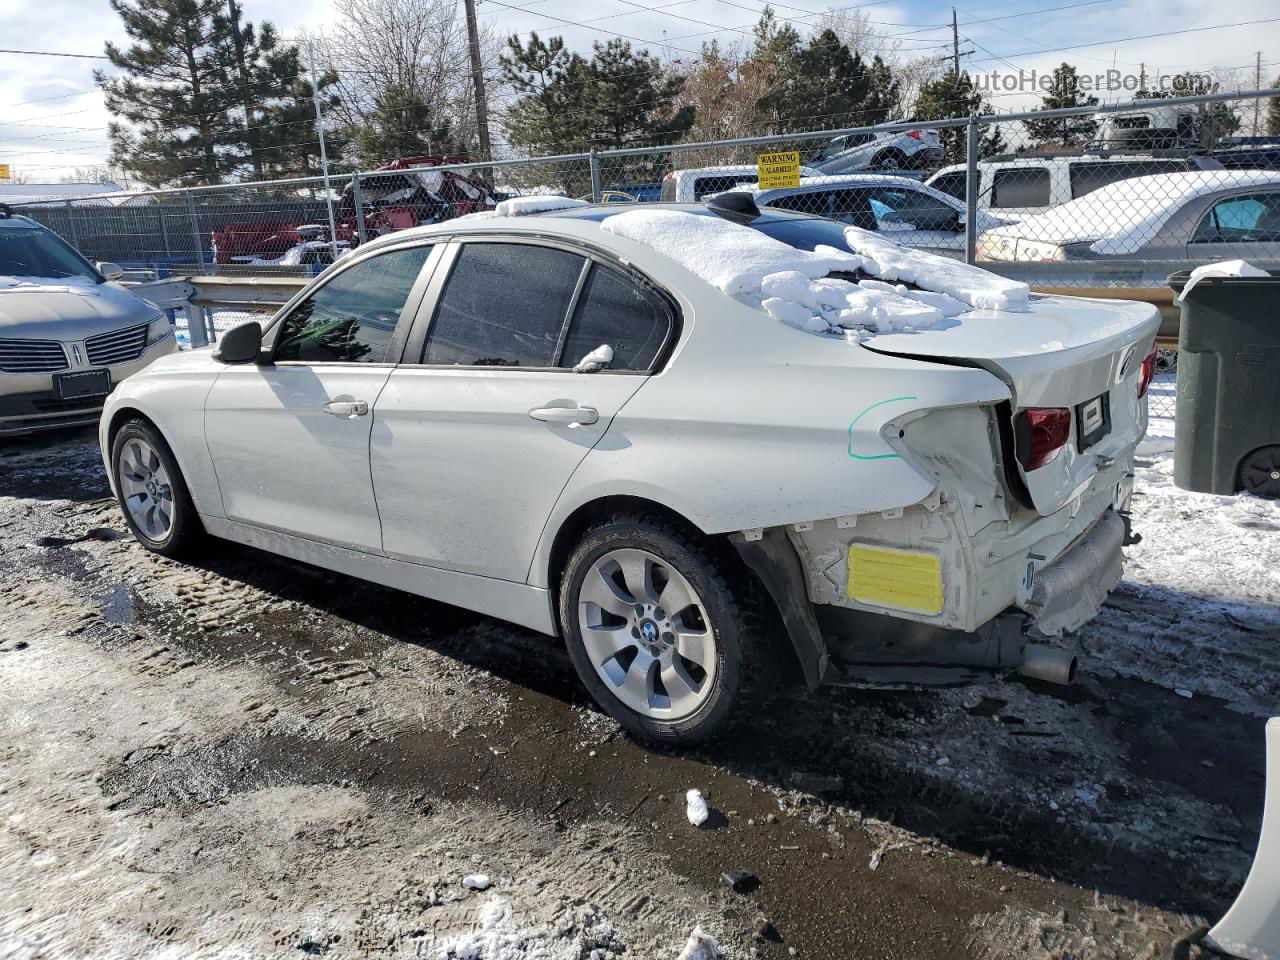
(111, 418, 203, 558)
(559, 514, 769, 743)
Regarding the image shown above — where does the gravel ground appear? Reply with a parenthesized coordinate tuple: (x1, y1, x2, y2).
(0, 416, 1276, 960)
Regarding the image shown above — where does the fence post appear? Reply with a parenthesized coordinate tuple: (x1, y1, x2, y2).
(184, 190, 206, 272)
(158, 204, 173, 260)
(351, 172, 368, 246)
(589, 150, 602, 204)
(63, 200, 81, 253)
(964, 113, 979, 266)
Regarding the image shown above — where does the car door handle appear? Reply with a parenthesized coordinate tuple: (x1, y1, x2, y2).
(529, 404, 599, 426)
(322, 400, 369, 418)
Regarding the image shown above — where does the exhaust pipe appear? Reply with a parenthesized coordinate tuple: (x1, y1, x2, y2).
(1017, 644, 1078, 685)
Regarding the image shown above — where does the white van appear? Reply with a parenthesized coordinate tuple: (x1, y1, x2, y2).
(925, 154, 1222, 218)
(660, 164, 823, 203)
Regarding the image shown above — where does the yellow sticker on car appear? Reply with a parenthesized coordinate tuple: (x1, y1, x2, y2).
(846, 545, 943, 615)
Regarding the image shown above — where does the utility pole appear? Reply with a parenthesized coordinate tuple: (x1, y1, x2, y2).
(951, 9, 960, 78)
(1139, 62, 1145, 94)
(463, 0, 492, 162)
(1255, 51, 1263, 135)
(306, 39, 338, 254)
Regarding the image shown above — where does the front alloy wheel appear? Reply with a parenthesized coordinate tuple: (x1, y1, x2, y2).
(577, 548, 717, 720)
(117, 436, 175, 542)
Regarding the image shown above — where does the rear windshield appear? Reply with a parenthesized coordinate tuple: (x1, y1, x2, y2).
(749, 216, 857, 253)
(0, 226, 99, 282)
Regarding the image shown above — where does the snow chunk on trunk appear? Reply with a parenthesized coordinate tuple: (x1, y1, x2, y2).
(675, 926, 720, 960)
(843, 226, 1029, 311)
(572, 343, 613, 373)
(685, 789, 709, 826)
(602, 209, 865, 296)
(494, 195, 589, 216)
(462, 873, 491, 890)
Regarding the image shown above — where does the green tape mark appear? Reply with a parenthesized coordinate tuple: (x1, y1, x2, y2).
(848, 395, 917, 460)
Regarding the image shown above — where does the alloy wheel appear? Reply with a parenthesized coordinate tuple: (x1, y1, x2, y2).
(577, 548, 717, 720)
(118, 437, 174, 541)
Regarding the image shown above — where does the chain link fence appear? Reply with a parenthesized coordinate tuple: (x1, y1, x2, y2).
(11, 87, 1280, 417)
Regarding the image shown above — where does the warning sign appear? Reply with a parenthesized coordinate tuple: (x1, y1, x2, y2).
(756, 150, 801, 189)
(0, 164, 10, 181)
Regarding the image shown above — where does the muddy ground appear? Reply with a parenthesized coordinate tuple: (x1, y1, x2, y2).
(1, 428, 1276, 959)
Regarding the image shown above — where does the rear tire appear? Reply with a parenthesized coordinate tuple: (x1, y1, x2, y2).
(559, 513, 771, 744)
(871, 148, 907, 171)
(111, 418, 203, 558)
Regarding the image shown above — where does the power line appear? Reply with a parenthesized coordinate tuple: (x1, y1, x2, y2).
(0, 48, 110, 59)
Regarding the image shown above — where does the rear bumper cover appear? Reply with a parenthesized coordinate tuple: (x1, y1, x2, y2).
(1023, 509, 1125, 637)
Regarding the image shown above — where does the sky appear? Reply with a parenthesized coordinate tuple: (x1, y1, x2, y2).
(1, 0, 1278, 182)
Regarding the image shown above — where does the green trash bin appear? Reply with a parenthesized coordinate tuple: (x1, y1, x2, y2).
(1167, 269, 1280, 498)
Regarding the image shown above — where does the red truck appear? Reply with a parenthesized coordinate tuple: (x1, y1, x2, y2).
(211, 156, 501, 265)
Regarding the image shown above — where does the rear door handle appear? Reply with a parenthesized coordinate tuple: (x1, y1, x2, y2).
(529, 404, 599, 426)
(323, 400, 369, 418)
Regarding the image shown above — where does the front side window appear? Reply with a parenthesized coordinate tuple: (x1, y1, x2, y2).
(422, 243, 585, 366)
(0, 226, 99, 282)
(274, 245, 431, 363)
(1192, 192, 1280, 243)
(560, 265, 673, 372)
(991, 167, 1050, 208)
(864, 187, 959, 231)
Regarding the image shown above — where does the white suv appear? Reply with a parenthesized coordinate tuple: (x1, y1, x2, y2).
(926, 154, 1222, 218)
(101, 199, 1158, 743)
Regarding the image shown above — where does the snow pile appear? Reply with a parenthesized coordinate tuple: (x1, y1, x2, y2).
(601, 209, 966, 339)
(675, 927, 720, 960)
(463, 873, 492, 891)
(572, 343, 613, 373)
(843, 226, 1029, 311)
(494, 195, 589, 217)
(685, 789, 709, 827)
(602, 208, 866, 297)
(431, 897, 621, 960)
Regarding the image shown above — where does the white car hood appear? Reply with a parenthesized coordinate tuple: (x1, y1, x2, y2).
(0, 278, 157, 340)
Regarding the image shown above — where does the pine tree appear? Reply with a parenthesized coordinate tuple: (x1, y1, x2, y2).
(1024, 63, 1098, 148)
(98, 0, 314, 186)
(913, 71, 1004, 164)
(1268, 76, 1280, 137)
(258, 60, 344, 179)
(584, 39, 694, 150)
(97, 0, 243, 186)
(500, 33, 593, 155)
(353, 83, 462, 166)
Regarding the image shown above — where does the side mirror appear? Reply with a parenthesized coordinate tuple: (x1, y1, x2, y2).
(97, 261, 124, 281)
(213, 321, 263, 364)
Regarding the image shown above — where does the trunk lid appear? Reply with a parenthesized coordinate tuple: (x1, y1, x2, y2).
(865, 294, 1161, 515)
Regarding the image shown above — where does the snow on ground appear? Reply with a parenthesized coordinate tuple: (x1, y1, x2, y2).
(1069, 372, 1280, 715)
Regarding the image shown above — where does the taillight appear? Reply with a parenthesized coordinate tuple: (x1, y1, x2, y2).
(1137, 344, 1159, 398)
(1016, 408, 1072, 471)
(906, 130, 922, 140)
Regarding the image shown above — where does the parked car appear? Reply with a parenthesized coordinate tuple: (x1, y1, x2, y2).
(211, 156, 501, 265)
(0, 206, 177, 436)
(811, 127, 942, 174)
(724, 174, 1014, 257)
(975, 170, 1280, 267)
(926, 153, 1223, 218)
(101, 197, 1159, 743)
(660, 164, 822, 202)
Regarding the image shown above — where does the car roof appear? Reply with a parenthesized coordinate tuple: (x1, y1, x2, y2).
(0, 213, 44, 231)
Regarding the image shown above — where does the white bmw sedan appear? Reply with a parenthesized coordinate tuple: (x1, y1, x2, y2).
(102, 197, 1160, 742)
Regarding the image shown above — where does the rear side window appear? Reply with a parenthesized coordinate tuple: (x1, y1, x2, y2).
(765, 192, 831, 217)
(274, 245, 431, 363)
(1069, 160, 1190, 198)
(1192, 192, 1280, 243)
(991, 167, 1050, 208)
(560, 265, 673, 372)
(928, 171, 967, 200)
(693, 174, 754, 199)
(423, 243, 585, 366)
